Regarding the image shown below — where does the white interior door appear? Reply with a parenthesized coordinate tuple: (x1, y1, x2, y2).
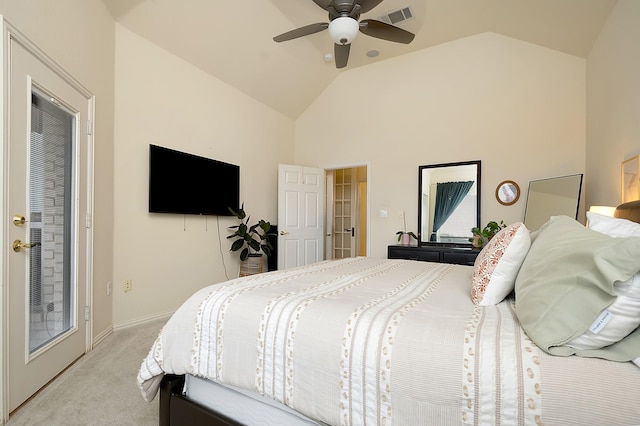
(6, 38, 91, 414)
(277, 164, 325, 269)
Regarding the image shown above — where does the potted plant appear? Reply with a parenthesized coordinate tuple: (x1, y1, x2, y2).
(469, 220, 506, 248)
(228, 204, 274, 275)
(396, 211, 418, 246)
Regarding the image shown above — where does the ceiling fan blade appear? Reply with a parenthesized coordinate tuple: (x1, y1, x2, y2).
(358, 0, 385, 13)
(273, 22, 329, 43)
(334, 43, 351, 68)
(312, 0, 333, 11)
(359, 19, 415, 44)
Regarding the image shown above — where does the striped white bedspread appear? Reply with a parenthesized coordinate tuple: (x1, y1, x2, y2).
(138, 257, 640, 425)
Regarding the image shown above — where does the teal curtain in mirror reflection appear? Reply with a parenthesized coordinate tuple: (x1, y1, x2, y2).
(431, 181, 474, 241)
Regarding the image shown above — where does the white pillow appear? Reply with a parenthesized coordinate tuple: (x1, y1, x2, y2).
(579, 212, 640, 350)
(568, 272, 640, 350)
(587, 211, 640, 238)
(471, 222, 531, 306)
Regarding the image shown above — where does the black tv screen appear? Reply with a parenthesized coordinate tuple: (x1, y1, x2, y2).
(148, 144, 239, 216)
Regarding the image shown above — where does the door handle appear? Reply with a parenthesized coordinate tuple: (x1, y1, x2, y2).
(344, 227, 355, 237)
(279, 231, 290, 236)
(12, 240, 41, 252)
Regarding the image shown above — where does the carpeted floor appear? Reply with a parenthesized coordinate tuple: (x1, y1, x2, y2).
(7, 318, 166, 425)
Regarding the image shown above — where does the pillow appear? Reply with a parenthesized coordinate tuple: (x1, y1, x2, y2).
(515, 215, 640, 361)
(587, 211, 640, 237)
(567, 272, 640, 350)
(471, 222, 530, 306)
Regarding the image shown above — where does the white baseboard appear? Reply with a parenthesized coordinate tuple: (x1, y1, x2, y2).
(112, 310, 174, 332)
(92, 326, 114, 348)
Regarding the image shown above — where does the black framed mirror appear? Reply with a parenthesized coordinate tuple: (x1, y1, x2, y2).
(418, 160, 481, 246)
(523, 174, 583, 231)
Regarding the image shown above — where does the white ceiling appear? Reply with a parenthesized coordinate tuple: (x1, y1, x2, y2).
(101, 0, 617, 119)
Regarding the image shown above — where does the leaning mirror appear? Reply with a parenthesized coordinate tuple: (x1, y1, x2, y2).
(523, 174, 583, 231)
(418, 161, 481, 245)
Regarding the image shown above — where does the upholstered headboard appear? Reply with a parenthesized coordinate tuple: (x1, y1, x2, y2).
(615, 200, 640, 223)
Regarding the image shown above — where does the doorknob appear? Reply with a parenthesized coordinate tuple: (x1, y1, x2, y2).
(13, 215, 27, 226)
(12, 240, 41, 252)
(279, 231, 290, 236)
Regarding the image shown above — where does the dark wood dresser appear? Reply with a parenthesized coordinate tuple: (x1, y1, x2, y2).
(387, 244, 480, 266)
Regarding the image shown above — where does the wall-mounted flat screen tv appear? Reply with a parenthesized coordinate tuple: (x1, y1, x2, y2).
(148, 144, 239, 216)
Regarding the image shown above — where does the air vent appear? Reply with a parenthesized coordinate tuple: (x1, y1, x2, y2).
(379, 6, 414, 25)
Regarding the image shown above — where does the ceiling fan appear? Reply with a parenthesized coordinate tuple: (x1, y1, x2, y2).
(273, 0, 415, 69)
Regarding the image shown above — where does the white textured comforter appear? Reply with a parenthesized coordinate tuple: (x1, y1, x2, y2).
(138, 257, 640, 425)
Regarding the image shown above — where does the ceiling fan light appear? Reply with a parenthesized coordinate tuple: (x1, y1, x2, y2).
(328, 17, 359, 45)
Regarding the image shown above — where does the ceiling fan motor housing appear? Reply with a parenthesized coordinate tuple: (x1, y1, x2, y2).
(329, 16, 359, 45)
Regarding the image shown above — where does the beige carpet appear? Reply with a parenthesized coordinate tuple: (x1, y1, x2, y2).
(7, 318, 166, 425)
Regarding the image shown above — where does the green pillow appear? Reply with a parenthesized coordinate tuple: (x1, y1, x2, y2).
(515, 215, 640, 361)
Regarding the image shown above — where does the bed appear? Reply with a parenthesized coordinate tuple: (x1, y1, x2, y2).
(138, 200, 640, 425)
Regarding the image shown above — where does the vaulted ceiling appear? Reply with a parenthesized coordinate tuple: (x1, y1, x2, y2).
(101, 0, 617, 119)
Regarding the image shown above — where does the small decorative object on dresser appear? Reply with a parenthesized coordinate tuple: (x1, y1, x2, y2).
(395, 232, 416, 246)
(469, 220, 506, 248)
(396, 211, 417, 246)
(227, 203, 274, 276)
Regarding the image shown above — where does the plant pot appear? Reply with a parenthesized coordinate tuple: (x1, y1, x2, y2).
(401, 233, 411, 246)
(239, 254, 267, 277)
(471, 235, 484, 249)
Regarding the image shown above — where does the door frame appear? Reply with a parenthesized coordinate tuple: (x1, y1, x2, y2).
(322, 161, 371, 259)
(0, 19, 95, 422)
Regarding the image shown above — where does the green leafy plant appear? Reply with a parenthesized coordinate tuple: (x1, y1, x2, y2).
(396, 211, 418, 242)
(396, 231, 418, 242)
(469, 220, 506, 248)
(227, 204, 274, 261)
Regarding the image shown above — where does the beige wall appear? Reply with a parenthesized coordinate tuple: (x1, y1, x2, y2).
(112, 25, 294, 327)
(0, 0, 115, 345)
(586, 0, 640, 208)
(3, 0, 635, 346)
(296, 32, 586, 258)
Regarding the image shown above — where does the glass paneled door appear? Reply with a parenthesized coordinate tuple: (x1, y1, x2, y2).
(27, 91, 74, 352)
(332, 169, 355, 259)
(7, 38, 91, 414)
(325, 167, 368, 260)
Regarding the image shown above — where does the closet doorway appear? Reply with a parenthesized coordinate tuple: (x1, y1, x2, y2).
(325, 166, 368, 260)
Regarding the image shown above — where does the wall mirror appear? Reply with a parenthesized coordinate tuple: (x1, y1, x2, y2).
(496, 180, 520, 206)
(523, 174, 583, 231)
(418, 161, 481, 245)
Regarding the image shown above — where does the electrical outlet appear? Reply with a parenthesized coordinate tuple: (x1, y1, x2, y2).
(107, 281, 112, 296)
(123, 279, 132, 292)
